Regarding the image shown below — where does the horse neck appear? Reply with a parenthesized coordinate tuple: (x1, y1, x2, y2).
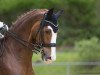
(0, 37, 32, 75)
(7, 14, 43, 58)
(0, 20, 41, 75)
(6, 19, 39, 59)
(0, 29, 35, 75)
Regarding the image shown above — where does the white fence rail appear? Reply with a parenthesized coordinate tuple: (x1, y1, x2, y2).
(33, 62, 100, 75)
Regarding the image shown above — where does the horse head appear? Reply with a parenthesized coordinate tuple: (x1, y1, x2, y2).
(29, 8, 63, 64)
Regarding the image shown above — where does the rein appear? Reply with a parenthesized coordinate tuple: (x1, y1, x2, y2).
(7, 31, 41, 54)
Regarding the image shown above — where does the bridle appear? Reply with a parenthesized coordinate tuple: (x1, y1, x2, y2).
(6, 13, 58, 54)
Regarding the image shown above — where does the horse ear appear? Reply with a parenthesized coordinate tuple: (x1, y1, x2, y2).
(56, 10, 63, 19)
(46, 8, 54, 18)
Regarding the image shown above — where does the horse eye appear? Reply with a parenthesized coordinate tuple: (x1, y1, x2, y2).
(45, 29, 51, 34)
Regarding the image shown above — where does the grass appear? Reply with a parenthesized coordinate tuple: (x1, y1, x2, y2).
(34, 66, 66, 75)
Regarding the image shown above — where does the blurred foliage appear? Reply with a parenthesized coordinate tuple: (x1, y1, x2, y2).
(75, 37, 100, 62)
(0, 0, 99, 46)
(0, 0, 35, 24)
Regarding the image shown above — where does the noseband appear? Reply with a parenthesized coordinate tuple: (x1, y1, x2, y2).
(6, 14, 58, 53)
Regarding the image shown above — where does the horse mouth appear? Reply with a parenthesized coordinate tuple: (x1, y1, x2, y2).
(41, 51, 52, 64)
(44, 56, 52, 64)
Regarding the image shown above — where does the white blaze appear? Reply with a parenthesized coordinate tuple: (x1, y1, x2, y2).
(48, 26, 57, 61)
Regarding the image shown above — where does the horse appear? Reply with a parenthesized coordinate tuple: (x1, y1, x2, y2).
(0, 8, 63, 75)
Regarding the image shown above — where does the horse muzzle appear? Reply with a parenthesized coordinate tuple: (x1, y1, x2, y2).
(41, 49, 53, 64)
(41, 43, 56, 64)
